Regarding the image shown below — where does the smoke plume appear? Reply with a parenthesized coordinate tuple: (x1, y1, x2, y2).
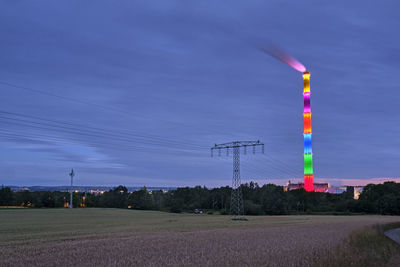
(259, 44, 306, 73)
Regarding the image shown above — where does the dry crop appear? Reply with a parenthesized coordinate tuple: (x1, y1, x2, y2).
(0, 209, 399, 266)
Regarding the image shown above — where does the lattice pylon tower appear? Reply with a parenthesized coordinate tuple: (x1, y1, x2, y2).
(69, 168, 75, 209)
(211, 141, 264, 218)
(230, 145, 244, 216)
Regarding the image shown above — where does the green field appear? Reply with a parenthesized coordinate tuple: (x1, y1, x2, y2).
(1, 209, 399, 266)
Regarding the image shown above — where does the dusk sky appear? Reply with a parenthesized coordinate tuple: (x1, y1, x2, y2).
(1, 1, 400, 187)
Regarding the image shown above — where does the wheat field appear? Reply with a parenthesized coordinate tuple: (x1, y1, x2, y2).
(0, 209, 399, 266)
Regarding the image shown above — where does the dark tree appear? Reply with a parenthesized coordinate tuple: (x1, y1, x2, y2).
(0, 187, 13, 206)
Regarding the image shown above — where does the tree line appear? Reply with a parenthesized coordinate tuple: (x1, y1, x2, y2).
(1, 182, 399, 215)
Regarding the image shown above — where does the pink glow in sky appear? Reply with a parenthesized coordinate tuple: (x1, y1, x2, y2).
(316, 177, 400, 186)
(259, 44, 306, 72)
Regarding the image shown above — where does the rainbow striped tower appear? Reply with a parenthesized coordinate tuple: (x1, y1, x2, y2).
(303, 72, 314, 192)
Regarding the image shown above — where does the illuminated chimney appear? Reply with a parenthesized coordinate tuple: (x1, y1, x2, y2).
(303, 72, 314, 192)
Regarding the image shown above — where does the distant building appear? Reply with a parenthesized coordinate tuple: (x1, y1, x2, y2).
(89, 190, 105, 195)
(326, 186, 347, 194)
(10, 187, 30, 192)
(313, 183, 330, 192)
(283, 180, 369, 197)
(285, 182, 304, 191)
(284, 181, 329, 192)
(353, 186, 364, 199)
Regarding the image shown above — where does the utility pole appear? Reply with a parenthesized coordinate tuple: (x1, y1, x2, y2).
(69, 169, 75, 209)
(211, 141, 264, 218)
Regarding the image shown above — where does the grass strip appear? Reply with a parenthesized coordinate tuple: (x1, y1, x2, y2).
(312, 222, 400, 266)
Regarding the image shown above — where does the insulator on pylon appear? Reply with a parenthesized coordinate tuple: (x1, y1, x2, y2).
(253, 145, 256, 154)
(218, 148, 221, 156)
(226, 148, 229, 156)
(262, 145, 264, 154)
(244, 145, 247, 154)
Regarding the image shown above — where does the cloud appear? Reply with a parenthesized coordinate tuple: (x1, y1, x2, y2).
(0, 0, 400, 186)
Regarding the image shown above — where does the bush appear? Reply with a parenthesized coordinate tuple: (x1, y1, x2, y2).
(169, 198, 184, 213)
(244, 200, 264, 215)
(220, 209, 228, 215)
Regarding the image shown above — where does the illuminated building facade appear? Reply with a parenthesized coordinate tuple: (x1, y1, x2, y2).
(285, 181, 328, 192)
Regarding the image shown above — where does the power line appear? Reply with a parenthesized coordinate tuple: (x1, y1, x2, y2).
(258, 154, 302, 175)
(243, 160, 298, 179)
(0, 115, 208, 152)
(0, 131, 205, 157)
(243, 156, 301, 178)
(0, 119, 209, 156)
(0, 81, 241, 138)
(0, 81, 304, 141)
(0, 110, 207, 149)
(209, 142, 301, 182)
(0, 81, 130, 114)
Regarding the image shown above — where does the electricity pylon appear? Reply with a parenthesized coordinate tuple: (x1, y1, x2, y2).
(69, 169, 75, 209)
(211, 141, 264, 218)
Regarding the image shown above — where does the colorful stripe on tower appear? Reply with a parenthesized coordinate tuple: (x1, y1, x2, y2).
(303, 72, 314, 192)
